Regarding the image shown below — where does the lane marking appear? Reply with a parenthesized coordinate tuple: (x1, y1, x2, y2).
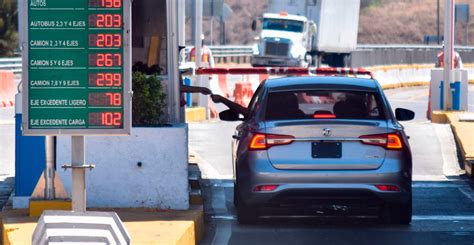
(412, 182, 468, 188)
(211, 215, 474, 221)
(189, 147, 232, 180)
(212, 215, 236, 220)
(413, 175, 450, 181)
(407, 92, 429, 101)
(212, 182, 234, 188)
(412, 215, 474, 221)
(433, 124, 465, 176)
(211, 220, 233, 245)
(388, 99, 426, 104)
(458, 187, 474, 202)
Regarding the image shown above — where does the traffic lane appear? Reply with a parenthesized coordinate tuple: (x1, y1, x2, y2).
(201, 179, 474, 245)
(215, 220, 474, 245)
(189, 110, 460, 180)
(189, 121, 240, 178)
(384, 85, 474, 121)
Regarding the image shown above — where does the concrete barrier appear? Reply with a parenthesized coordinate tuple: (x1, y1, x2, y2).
(0, 70, 15, 107)
(56, 125, 189, 210)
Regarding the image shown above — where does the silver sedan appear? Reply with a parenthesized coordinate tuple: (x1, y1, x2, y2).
(220, 76, 415, 225)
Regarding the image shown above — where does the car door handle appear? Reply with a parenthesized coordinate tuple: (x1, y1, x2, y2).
(232, 135, 240, 140)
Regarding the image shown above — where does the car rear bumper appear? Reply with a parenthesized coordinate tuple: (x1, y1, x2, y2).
(236, 157, 412, 207)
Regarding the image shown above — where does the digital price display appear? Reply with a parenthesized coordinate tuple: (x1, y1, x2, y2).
(23, 0, 131, 135)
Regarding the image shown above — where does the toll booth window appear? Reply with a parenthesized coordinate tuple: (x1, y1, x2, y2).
(265, 90, 385, 121)
(262, 19, 304, 33)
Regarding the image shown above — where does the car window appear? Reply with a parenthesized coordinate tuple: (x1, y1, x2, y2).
(264, 90, 385, 121)
(246, 84, 264, 119)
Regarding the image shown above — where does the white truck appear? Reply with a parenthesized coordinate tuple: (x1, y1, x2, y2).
(251, 0, 360, 67)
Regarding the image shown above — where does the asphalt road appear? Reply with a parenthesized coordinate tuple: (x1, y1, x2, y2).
(189, 86, 474, 245)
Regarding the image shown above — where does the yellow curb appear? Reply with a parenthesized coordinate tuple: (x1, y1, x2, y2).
(367, 63, 474, 72)
(28, 200, 72, 217)
(2, 206, 205, 245)
(433, 111, 474, 177)
(431, 111, 449, 124)
(367, 64, 434, 72)
(186, 107, 206, 123)
(381, 81, 430, 90)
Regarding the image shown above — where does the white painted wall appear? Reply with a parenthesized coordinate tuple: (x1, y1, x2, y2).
(56, 124, 189, 210)
(0, 106, 15, 176)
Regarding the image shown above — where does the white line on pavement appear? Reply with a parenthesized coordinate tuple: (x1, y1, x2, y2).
(458, 187, 474, 202)
(412, 215, 474, 221)
(412, 182, 467, 188)
(212, 215, 237, 220)
(190, 148, 233, 180)
(434, 124, 465, 177)
(211, 215, 474, 222)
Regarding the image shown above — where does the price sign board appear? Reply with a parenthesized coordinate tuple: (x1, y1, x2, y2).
(22, 0, 131, 135)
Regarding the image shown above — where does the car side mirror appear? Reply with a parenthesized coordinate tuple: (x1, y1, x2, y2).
(251, 19, 257, 31)
(219, 109, 244, 121)
(395, 108, 415, 121)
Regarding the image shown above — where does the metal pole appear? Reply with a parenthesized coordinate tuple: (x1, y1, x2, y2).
(71, 136, 86, 212)
(44, 136, 55, 200)
(210, 17, 214, 46)
(167, 0, 181, 123)
(443, 0, 455, 110)
(220, 16, 225, 45)
(437, 0, 440, 44)
(195, 0, 208, 117)
(178, 0, 186, 48)
(191, 0, 196, 44)
(195, 0, 203, 69)
(17, 0, 23, 51)
(466, 22, 469, 45)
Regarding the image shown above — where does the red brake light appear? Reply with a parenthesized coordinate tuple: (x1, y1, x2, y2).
(249, 133, 294, 150)
(359, 132, 403, 150)
(387, 133, 403, 149)
(249, 134, 267, 150)
(313, 114, 336, 119)
(254, 185, 279, 192)
(279, 11, 288, 16)
(375, 185, 400, 192)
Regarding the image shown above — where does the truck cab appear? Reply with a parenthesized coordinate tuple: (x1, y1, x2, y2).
(251, 12, 316, 67)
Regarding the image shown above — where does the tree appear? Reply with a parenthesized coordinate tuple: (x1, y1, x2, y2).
(0, 0, 18, 57)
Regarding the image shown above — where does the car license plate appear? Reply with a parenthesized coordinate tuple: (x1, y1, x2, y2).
(312, 142, 342, 158)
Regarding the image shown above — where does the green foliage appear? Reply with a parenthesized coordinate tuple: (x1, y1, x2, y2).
(132, 72, 167, 126)
(0, 0, 18, 56)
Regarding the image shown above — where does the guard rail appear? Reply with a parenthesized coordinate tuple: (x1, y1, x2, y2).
(0, 57, 22, 74)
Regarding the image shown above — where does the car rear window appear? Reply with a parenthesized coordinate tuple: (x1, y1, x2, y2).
(264, 90, 385, 121)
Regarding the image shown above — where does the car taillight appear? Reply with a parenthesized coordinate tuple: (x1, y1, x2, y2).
(375, 185, 400, 192)
(253, 185, 279, 192)
(359, 132, 403, 150)
(249, 133, 295, 150)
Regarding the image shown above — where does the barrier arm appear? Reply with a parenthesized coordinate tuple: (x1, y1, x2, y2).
(195, 67, 374, 79)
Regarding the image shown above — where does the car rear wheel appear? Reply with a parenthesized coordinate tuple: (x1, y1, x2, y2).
(234, 184, 258, 224)
(383, 196, 412, 225)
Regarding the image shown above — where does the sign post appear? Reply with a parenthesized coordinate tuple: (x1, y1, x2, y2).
(443, 0, 455, 111)
(23, 0, 132, 211)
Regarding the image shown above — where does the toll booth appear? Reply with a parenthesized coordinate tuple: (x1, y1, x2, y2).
(15, 0, 189, 210)
(429, 69, 469, 114)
